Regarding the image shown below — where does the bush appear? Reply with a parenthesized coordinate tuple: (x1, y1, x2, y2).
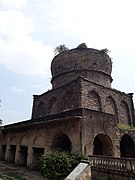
(38, 151, 84, 180)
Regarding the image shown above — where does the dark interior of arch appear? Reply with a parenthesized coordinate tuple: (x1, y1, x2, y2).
(53, 134, 72, 152)
(93, 136, 103, 155)
(120, 134, 135, 158)
(93, 134, 113, 156)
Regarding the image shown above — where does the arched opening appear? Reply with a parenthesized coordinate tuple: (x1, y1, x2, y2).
(32, 147, 44, 170)
(19, 146, 28, 166)
(9, 145, 16, 162)
(93, 134, 113, 156)
(120, 134, 135, 158)
(52, 133, 72, 152)
(0, 145, 6, 160)
(32, 134, 45, 169)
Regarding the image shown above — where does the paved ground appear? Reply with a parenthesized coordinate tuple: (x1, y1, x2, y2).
(0, 161, 45, 180)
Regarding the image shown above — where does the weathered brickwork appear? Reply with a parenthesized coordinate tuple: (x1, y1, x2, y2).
(81, 78, 134, 125)
(32, 78, 82, 118)
(0, 46, 135, 170)
(51, 48, 112, 88)
(92, 167, 135, 180)
(0, 117, 81, 169)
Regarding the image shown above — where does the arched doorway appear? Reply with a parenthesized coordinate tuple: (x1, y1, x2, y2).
(93, 134, 113, 156)
(52, 133, 72, 152)
(120, 134, 135, 158)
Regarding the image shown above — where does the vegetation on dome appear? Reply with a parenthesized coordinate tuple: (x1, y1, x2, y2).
(77, 43, 87, 49)
(100, 48, 110, 54)
(54, 44, 69, 55)
(54, 43, 88, 56)
(54, 44, 111, 57)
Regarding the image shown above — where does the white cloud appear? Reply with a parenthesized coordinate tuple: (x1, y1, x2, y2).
(0, 10, 34, 38)
(0, 0, 28, 9)
(0, 9, 54, 77)
(12, 86, 24, 93)
(31, 83, 45, 89)
(0, 0, 135, 79)
(1, 109, 23, 125)
(40, 0, 135, 50)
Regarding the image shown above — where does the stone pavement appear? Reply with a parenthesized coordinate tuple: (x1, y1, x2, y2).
(0, 161, 45, 180)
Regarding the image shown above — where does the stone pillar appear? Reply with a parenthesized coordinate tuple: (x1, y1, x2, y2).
(44, 148, 46, 155)
(27, 146, 33, 169)
(0, 145, 2, 159)
(5, 144, 10, 161)
(15, 145, 20, 164)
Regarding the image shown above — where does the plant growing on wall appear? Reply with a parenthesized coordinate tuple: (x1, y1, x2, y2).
(100, 48, 110, 54)
(77, 43, 87, 49)
(54, 44, 69, 55)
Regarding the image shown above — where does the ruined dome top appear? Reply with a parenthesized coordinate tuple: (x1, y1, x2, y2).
(51, 47, 112, 88)
(51, 48, 112, 76)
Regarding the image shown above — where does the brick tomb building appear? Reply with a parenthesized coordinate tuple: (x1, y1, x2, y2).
(0, 46, 135, 169)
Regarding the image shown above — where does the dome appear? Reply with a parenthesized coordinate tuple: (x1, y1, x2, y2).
(51, 48, 112, 89)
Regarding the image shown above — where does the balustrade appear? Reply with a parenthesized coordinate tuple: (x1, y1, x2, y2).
(88, 155, 135, 172)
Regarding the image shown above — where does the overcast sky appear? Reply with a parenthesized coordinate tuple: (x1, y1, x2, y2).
(0, 0, 135, 125)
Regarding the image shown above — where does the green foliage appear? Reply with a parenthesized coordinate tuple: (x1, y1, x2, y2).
(0, 172, 25, 180)
(54, 44, 69, 55)
(77, 43, 87, 49)
(38, 151, 84, 180)
(118, 123, 135, 130)
(100, 48, 110, 54)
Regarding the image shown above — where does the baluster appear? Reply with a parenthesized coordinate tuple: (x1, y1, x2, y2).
(132, 161, 135, 171)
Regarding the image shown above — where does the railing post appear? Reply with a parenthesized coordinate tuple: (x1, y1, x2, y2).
(126, 159, 132, 171)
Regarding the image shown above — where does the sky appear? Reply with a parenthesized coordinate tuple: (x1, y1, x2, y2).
(0, 0, 135, 125)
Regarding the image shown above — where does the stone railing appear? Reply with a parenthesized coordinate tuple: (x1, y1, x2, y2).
(88, 155, 135, 172)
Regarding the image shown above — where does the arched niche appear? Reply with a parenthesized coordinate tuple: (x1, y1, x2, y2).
(120, 101, 131, 125)
(1, 136, 7, 145)
(93, 133, 113, 156)
(52, 133, 72, 152)
(32, 133, 45, 147)
(105, 96, 118, 118)
(87, 90, 102, 111)
(48, 96, 57, 114)
(120, 134, 135, 158)
(10, 135, 18, 145)
(20, 135, 29, 146)
(62, 91, 74, 111)
(37, 101, 44, 117)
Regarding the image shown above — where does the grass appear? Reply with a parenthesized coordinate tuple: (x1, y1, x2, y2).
(118, 123, 135, 130)
(0, 172, 25, 180)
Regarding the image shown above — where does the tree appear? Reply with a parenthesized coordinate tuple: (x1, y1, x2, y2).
(54, 44, 69, 55)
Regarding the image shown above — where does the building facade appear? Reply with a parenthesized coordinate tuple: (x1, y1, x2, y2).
(0, 46, 135, 169)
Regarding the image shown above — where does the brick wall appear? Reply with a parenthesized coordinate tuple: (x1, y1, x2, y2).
(92, 167, 135, 180)
(51, 48, 112, 89)
(81, 78, 134, 125)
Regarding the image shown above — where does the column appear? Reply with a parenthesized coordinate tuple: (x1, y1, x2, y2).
(27, 145, 33, 169)
(5, 144, 10, 161)
(15, 145, 20, 164)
